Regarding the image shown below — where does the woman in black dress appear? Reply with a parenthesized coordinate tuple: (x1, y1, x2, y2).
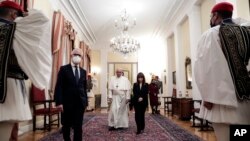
(132, 72, 149, 134)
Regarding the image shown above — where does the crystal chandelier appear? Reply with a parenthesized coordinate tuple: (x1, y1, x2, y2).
(110, 9, 140, 56)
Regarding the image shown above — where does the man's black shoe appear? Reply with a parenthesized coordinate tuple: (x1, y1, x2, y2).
(109, 127, 115, 131)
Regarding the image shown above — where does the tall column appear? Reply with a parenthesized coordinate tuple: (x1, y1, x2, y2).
(174, 26, 186, 98)
(100, 49, 108, 108)
(188, 5, 202, 100)
(166, 37, 174, 96)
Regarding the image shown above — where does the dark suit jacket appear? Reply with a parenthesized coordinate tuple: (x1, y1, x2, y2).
(54, 64, 88, 112)
(156, 80, 163, 94)
(132, 83, 149, 108)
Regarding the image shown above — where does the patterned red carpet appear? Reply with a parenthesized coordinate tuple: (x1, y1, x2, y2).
(39, 113, 202, 141)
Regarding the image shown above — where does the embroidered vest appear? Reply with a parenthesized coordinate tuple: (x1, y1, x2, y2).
(0, 20, 27, 103)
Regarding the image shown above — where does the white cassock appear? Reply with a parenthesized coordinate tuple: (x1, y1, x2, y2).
(194, 18, 250, 141)
(0, 9, 51, 139)
(108, 76, 131, 128)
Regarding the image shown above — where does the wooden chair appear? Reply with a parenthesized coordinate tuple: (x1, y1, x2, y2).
(31, 85, 60, 131)
(191, 100, 213, 131)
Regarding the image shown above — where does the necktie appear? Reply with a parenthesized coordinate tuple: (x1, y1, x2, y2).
(75, 66, 79, 83)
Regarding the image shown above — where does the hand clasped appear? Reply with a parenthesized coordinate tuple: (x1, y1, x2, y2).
(138, 97, 143, 102)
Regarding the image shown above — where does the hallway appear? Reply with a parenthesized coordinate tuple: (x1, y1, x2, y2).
(18, 109, 216, 141)
(0, 0, 249, 141)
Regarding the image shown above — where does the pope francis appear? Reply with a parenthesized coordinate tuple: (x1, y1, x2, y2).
(108, 68, 131, 131)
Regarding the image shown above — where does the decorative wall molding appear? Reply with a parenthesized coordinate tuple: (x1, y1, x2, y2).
(156, 0, 204, 39)
(70, 0, 96, 43)
(165, 0, 195, 38)
(56, 0, 96, 46)
(151, 0, 183, 38)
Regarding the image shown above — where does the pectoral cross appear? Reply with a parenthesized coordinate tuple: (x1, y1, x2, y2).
(116, 84, 119, 88)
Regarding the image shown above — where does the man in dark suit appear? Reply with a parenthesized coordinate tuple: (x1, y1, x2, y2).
(54, 48, 88, 141)
(155, 76, 163, 94)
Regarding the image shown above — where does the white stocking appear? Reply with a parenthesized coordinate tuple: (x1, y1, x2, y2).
(0, 122, 14, 141)
(213, 123, 230, 141)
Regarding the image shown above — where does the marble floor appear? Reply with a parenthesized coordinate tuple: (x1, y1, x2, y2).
(18, 109, 216, 141)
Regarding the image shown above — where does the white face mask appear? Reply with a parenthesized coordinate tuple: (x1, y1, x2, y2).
(72, 56, 81, 64)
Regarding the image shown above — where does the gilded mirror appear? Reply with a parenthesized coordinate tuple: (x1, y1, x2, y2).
(185, 57, 192, 89)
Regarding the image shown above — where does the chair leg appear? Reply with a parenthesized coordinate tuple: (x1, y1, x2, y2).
(205, 120, 209, 130)
(166, 106, 167, 115)
(33, 115, 36, 131)
(168, 106, 170, 115)
(44, 115, 46, 130)
(164, 105, 166, 115)
(57, 113, 60, 127)
(192, 115, 195, 127)
(200, 119, 204, 131)
(48, 115, 51, 131)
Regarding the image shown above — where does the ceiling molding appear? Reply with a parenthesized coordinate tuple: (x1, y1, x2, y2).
(156, 0, 199, 39)
(59, 0, 96, 46)
(72, 0, 96, 42)
(150, 0, 180, 38)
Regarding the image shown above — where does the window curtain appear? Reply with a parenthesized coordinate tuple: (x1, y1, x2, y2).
(79, 41, 85, 68)
(13, 0, 33, 11)
(79, 41, 91, 76)
(86, 46, 91, 75)
(61, 20, 73, 65)
(70, 29, 77, 49)
(50, 11, 73, 92)
(79, 42, 91, 76)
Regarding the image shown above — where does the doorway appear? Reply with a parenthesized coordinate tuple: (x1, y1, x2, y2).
(108, 62, 138, 84)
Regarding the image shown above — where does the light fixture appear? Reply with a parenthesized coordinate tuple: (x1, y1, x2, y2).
(110, 9, 140, 56)
(91, 66, 100, 76)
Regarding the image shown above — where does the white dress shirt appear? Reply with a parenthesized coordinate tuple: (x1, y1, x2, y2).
(71, 62, 80, 76)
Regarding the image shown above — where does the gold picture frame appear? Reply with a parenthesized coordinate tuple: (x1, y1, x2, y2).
(185, 57, 192, 89)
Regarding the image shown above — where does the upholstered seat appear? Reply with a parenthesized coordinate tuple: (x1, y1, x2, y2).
(34, 108, 60, 115)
